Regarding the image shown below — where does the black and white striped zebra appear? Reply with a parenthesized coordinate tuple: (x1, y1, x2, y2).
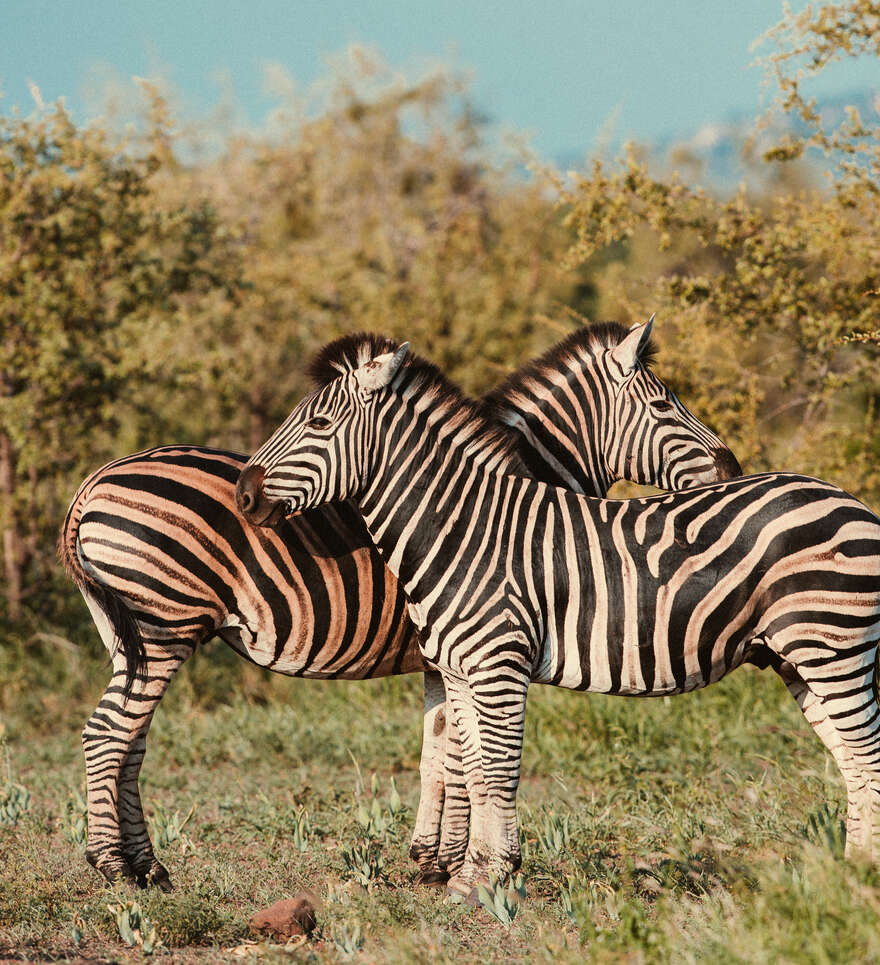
(59, 321, 737, 889)
(239, 337, 880, 897)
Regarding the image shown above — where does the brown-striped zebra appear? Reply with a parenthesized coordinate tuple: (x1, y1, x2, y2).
(238, 338, 880, 898)
(59, 320, 738, 889)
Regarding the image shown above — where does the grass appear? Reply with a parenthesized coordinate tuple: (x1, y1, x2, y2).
(2, 631, 880, 963)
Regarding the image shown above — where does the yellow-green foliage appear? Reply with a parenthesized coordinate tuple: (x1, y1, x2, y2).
(0, 4, 878, 629)
(0, 100, 244, 619)
(0, 55, 576, 624)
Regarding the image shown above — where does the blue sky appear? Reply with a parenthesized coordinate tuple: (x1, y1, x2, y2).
(2, 1, 877, 161)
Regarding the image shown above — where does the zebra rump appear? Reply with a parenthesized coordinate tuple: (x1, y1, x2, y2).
(59, 468, 148, 699)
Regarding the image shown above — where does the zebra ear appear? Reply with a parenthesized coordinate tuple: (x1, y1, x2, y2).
(611, 314, 655, 375)
(354, 342, 410, 394)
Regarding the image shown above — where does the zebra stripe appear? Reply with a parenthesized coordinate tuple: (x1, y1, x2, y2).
(240, 338, 880, 897)
(60, 321, 737, 888)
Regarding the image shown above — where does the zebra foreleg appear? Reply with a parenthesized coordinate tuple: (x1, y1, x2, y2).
(436, 711, 471, 876)
(442, 664, 529, 899)
(83, 642, 188, 890)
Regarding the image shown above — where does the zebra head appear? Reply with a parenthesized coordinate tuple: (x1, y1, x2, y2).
(603, 317, 740, 489)
(236, 342, 410, 524)
(493, 316, 739, 493)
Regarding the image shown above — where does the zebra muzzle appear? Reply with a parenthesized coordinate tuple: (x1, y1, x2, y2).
(235, 464, 285, 526)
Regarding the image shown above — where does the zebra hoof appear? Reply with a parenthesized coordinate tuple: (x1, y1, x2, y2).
(415, 869, 450, 887)
(87, 849, 139, 888)
(445, 875, 478, 902)
(143, 860, 174, 892)
(464, 885, 485, 907)
(445, 884, 484, 907)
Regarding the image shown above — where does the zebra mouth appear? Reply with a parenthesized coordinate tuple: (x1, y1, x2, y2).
(281, 497, 306, 518)
(257, 501, 288, 527)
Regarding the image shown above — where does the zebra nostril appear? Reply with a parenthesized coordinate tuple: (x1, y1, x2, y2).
(235, 465, 266, 516)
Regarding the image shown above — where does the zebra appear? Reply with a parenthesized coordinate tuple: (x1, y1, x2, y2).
(59, 320, 738, 890)
(237, 337, 880, 898)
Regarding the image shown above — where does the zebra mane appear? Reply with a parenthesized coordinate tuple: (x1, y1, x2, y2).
(307, 332, 401, 387)
(308, 332, 526, 470)
(485, 321, 658, 409)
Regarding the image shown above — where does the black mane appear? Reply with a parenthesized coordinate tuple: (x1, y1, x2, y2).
(307, 332, 401, 387)
(486, 320, 658, 408)
(307, 332, 525, 470)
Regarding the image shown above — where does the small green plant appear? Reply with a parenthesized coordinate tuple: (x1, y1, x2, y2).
(62, 786, 88, 845)
(534, 809, 571, 857)
(580, 894, 665, 955)
(292, 806, 310, 852)
(0, 750, 30, 826)
(107, 899, 160, 954)
(558, 874, 580, 924)
(341, 838, 386, 889)
(804, 801, 846, 856)
(475, 873, 527, 928)
(355, 773, 405, 838)
(149, 800, 196, 851)
(331, 922, 364, 958)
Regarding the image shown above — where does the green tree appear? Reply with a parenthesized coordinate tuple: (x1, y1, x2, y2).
(0, 101, 242, 621)
(0, 60, 579, 624)
(162, 52, 576, 452)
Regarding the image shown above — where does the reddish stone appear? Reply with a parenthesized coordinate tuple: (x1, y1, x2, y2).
(249, 895, 317, 940)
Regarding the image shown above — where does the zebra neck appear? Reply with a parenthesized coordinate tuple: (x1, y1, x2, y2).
(493, 389, 611, 497)
(358, 415, 516, 592)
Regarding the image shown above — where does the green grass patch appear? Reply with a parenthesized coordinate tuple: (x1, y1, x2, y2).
(1, 641, 876, 962)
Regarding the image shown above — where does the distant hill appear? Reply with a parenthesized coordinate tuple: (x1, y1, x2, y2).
(556, 89, 877, 190)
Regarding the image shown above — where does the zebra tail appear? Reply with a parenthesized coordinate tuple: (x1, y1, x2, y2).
(57, 475, 147, 701)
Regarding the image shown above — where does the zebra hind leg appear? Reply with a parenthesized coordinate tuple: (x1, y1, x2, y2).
(782, 668, 869, 855)
(783, 643, 880, 861)
(83, 636, 190, 889)
(409, 670, 451, 886)
(117, 639, 192, 889)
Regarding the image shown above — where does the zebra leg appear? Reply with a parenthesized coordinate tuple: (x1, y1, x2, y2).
(83, 640, 189, 889)
(781, 667, 871, 857)
(436, 711, 471, 876)
(786, 645, 880, 860)
(443, 663, 529, 898)
(409, 670, 450, 885)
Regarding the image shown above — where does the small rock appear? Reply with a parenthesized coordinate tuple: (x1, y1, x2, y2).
(249, 894, 317, 940)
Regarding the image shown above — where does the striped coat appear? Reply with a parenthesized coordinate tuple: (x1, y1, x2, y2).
(239, 338, 880, 897)
(60, 321, 737, 889)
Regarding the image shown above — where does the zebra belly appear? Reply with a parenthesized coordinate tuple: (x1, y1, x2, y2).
(531, 483, 880, 696)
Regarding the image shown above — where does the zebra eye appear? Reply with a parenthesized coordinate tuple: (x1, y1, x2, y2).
(307, 416, 332, 430)
(651, 400, 674, 413)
